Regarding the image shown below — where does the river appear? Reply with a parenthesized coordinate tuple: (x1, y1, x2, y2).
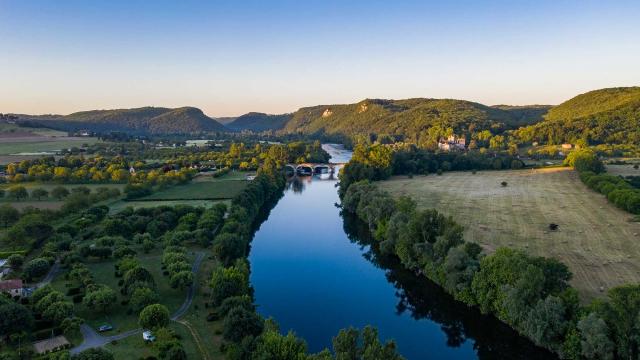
(248, 144, 555, 360)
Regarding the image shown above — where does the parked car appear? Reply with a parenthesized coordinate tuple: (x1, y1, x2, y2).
(98, 324, 113, 332)
(143, 330, 156, 342)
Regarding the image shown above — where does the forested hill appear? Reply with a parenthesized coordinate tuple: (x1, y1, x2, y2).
(18, 106, 228, 135)
(226, 112, 292, 132)
(281, 98, 548, 145)
(514, 87, 640, 145)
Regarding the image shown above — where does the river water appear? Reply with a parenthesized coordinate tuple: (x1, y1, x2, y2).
(248, 144, 555, 359)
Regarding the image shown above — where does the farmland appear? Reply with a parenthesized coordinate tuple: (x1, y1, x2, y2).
(379, 168, 640, 301)
(0, 123, 99, 156)
(137, 175, 249, 201)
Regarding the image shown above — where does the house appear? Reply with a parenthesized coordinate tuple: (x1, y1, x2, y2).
(143, 330, 156, 342)
(0, 279, 24, 297)
(438, 135, 466, 151)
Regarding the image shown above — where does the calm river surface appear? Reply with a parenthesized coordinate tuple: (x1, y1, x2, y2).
(249, 144, 555, 360)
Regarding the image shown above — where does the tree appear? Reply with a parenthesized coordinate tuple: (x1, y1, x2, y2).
(522, 296, 567, 348)
(169, 270, 193, 289)
(139, 304, 170, 330)
(578, 313, 613, 360)
(223, 306, 264, 342)
(253, 330, 308, 360)
(7, 254, 24, 269)
(31, 188, 49, 200)
(72, 348, 115, 360)
(130, 287, 159, 312)
(83, 286, 117, 314)
(123, 266, 155, 294)
(0, 298, 33, 337)
(0, 204, 19, 228)
(23, 257, 51, 280)
(213, 232, 246, 265)
(210, 264, 250, 306)
(43, 301, 74, 323)
(7, 186, 28, 201)
(564, 149, 605, 174)
(51, 186, 70, 200)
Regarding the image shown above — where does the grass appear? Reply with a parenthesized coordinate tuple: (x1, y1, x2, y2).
(178, 254, 225, 360)
(0, 183, 126, 210)
(0, 138, 99, 155)
(379, 168, 640, 301)
(104, 322, 202, 360)
(50, 249, 192, 334)
(139, 179, 248, 201)
(606, 164, 640, 177)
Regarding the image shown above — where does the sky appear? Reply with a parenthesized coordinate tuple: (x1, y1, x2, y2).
(1, 0, 639, 117)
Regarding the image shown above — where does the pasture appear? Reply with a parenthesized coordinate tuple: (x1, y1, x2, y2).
(606, 164, 640, 177)
(379, 168, 640, 301)
(108, 199, 230, 213)
(139, 178, 248, 201)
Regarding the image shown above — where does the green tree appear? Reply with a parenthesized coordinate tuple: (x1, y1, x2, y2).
(83, 285, 117, 314)
(169, 270, 193, 289)
(0, 297, 34, 337)
(6, 254, 24, 269)
(51, 186, 70, 200)
(0, 204, 19, 228)
(23, 257, 50, 280)
(577, 313, 613, 360)
(130, 287, 159, 312)
(7, 186, 28, 201)
(43, 301, 74, 323)
(213, 232, 246, 266)
(31, 188, 49, 200)
(253, 330, 308, 360)
(139, 304, 170, 330)
(72, 348, 114, 360)
(222, 306, 264, 342)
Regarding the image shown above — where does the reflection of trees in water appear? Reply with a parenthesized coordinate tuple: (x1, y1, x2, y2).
(341, 212, 557, 360)
(286, 176, 313, 194)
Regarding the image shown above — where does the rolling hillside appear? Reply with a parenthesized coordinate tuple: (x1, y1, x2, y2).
(515, 87, 640, 145)
(281, 98, 548, 144)
(226, 112, 291, 132)
(18, 106, 227, 135)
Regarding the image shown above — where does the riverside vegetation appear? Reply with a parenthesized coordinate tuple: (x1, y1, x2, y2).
(340, 144, 640, 359)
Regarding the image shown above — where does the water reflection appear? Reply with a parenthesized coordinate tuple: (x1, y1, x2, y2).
(248, 144, 556, 360)
(341, 211, 557, 360)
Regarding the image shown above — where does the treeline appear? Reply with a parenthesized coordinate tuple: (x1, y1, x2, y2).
(565, 149, 640, 214)
(339, 144, 525, 197)
(342, 180, 640, 359)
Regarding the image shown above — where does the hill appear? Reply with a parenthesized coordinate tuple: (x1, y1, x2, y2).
(18, 106, 227, 135)
(515, 87, 640, 145)
(282, 98, 547, 145)
(226, 112, 291, 132)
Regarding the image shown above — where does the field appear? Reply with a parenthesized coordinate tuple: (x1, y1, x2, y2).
(0, 123, 99, 155)
(379, 168, 640, 301)
(606, 164, 640, 177)
(0, 183, 126, 210)
(139, 176, 249, 201)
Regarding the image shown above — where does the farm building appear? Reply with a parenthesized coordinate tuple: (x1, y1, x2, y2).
(32, 336, 70, 354)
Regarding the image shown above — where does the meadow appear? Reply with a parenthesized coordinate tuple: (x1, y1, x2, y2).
(379, 168, 640, 301)
(138, 175, 249, 201)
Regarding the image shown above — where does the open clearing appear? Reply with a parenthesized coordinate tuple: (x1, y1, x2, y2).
(379, 168, 640, 301)
(140, 178, 248, 201)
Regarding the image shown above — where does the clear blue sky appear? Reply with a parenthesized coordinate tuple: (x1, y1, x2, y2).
(1, 0, 639, 116)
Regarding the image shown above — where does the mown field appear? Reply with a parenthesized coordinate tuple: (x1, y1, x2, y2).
(606, 164, 640, 177)
(379, 168, 640, 301)
(139, 177, 249, 201)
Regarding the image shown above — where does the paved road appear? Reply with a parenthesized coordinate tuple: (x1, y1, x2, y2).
(70, 251, 206, 354)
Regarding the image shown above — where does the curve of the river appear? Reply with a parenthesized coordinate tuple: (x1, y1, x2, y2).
(248, 144, 556, 360)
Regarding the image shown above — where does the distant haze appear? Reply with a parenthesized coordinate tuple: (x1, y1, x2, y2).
(1, 0, 639, 117)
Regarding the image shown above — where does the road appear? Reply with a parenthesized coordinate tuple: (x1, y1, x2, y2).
(70, 252, 205, 354)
